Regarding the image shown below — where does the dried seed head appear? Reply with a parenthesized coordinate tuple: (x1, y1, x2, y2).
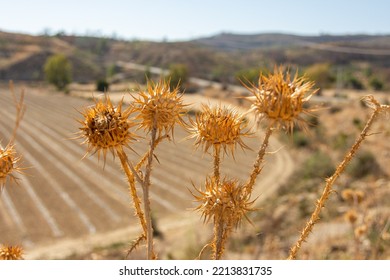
(354, 224, 368, 239)
(344, 209, 358, 224)
(192, 176, 255, 228)
(0, 244, 24, 260)
(189, 104, 250, 156)
(341, 189, 365, 204)
(78, 96, 136, 162)
(245, 67, 317, 132)
(0, 144, 21, 190)
(132, 79, 187, 137)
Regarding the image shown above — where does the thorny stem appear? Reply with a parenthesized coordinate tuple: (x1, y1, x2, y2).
(142, 120, 158, 260)
(288, 103, 382, 260)
(117, 148, 147, 234)
(213, 146, 221, 184)
(245, 121, 275, 194)
(135, 134, 169, 171)
(213, 211, 225, 260)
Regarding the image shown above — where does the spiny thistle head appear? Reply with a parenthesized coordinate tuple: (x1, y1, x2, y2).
(132, 79, 187, 137)
(0, 244, 24, 260)
(189, 104, 250, 156)
(192, 176, 255, 228)
(245, 67, 317, 132)
(78, 95, 136, 161)
(0, 144, 21, 190)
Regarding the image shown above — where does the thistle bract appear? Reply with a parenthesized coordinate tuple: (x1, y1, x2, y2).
(79, 96, 136, 161)
(0, 145, 21, 190)
(189, 104, 250, 156)
(246, 67, 317, 132)
(132, 79, 187, 137)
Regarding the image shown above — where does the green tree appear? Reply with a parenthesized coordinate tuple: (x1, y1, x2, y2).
(44, 54, 72, 90)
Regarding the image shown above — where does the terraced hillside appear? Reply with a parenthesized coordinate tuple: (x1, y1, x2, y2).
(0, 85, 293, 258)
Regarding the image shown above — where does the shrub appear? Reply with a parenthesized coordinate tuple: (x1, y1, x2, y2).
(369, 77, 384, 91)
(347, 150, 382, 179)
(301, 151, 334, 179)
(305, 63, 335, 89)
(96, 78, 109, 92)
(44, 54, 72, 91)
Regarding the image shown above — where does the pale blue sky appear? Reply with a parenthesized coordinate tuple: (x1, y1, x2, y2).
(0, 0, 389, 41)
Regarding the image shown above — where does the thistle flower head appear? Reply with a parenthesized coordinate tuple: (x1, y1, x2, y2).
(0, 144, 21, 190)
(245, 67, 317, 132)
(189, 104, 250, 156)
(132, 79, 187, 137)
(0, 244, 24, 260)
(192, 176, 255, 228)
(78, 95, 136, 162)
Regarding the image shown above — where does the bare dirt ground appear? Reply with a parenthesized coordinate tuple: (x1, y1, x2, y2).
(0, 83, 293, 259)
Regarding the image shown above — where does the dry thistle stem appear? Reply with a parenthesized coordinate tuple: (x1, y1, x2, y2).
(131, 79, 187, 260)
(132, 79, 187, 137)
(0, 244, 24, 260)
(78, 95, 137, 162)
(287, 95, 388, 260)
(0, 144, 22, 191)
(245, 67, 317, 193)
(77, 95, 150, 258)
(192, 176, 255, 259)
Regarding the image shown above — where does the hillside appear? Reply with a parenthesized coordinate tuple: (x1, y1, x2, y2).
(1, 31, 390, 90)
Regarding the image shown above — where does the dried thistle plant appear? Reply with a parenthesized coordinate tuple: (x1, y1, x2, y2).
(192, 176, 255, 259)
(188, 104, 251, 259)
(0, 244, 24, 260)
(288, 95, 390, 260)
(0, 82, 26, 191)
(77, 95, 149, 254)
(0, 82, 26, 259)
(129, 79, 188, 259)
(244, 67, 317, 193)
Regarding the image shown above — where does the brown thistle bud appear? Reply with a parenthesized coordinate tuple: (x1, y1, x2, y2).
(0, 144, 21, 190)
(245, 67, 317, 132)
(0, 244, 24, 260)
(188, 104, 251, 156)
(78, 95, 136, 162)
(132, 79, 187, 137)
(192, 176, 255, 228)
